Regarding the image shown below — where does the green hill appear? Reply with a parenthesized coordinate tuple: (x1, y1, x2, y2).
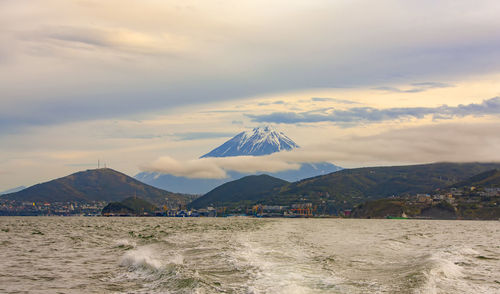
(270, 162, 500, 209)
(351, 199, 408, 219)
(450, 169, 500, 188)
(1, 168, 190, 206)
(101, 202, 135, 215)
(102, 197, 157, 216)
(350, 198, 458, 219)
(188, 174, 288, 209)
(121, 196, 157, 213)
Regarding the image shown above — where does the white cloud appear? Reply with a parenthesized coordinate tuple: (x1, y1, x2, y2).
(142, 155, 301, 179)
(143, 157, 227, 179)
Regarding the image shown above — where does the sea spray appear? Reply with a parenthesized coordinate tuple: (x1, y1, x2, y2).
(120, 246, 163, 272)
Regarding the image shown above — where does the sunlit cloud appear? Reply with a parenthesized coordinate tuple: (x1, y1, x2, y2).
(257, 100, 286, 106)
(248, 97, 500, 125)
(23, 25, 190, 56)
(310, 97, 358, 104)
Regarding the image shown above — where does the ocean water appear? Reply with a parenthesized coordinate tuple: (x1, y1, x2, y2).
(0, 217, 499, 294)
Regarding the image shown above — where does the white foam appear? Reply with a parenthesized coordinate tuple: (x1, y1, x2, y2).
(119, 246, 162, 271)
(419, 251, 466, 294)
(429, 256, 464, 278)
(234, 222, 341, 293)
(168, 253, 184, 265)
(456, 247, 479, 255)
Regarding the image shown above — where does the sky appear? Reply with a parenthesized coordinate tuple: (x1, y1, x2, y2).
(2, 0, 500, 190)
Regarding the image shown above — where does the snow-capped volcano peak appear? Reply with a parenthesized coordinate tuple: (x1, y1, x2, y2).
(200, 126, 299, 158)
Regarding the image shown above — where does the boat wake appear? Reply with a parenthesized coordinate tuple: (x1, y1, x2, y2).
(414, 246, 492, 294)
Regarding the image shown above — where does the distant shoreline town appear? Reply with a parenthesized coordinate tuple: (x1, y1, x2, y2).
(1, 187, 498, 220)
(1, 163, 499, 220)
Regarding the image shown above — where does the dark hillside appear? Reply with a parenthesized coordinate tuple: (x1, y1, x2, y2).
(272, 162, 500, 208)
(102, 196, 157, 216)
(189, 175, 288, 209)
(450, 169, 500, 188)
(2, 168, 190, 206)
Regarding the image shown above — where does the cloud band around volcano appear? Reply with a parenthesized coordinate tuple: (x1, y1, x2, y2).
(142, 122, 500, 179)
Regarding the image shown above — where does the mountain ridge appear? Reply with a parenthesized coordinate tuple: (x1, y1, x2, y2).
(1, 168, 191, 207)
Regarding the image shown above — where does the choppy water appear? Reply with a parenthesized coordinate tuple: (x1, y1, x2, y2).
(0, 217, 499, 294)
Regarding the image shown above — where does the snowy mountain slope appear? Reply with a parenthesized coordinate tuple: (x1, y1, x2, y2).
(201, 126, 299, 158)
(135, 126, 342, 194)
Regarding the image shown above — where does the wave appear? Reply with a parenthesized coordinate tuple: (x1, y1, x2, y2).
(414, 246, 488, 294)
(116, 245, 208, 293)
(234, 222, 342, 293)
(119, 246, 164, 272)
(420, 254, 464, 294)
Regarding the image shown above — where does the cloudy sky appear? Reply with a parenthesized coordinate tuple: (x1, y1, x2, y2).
(2, 0, 500, 190)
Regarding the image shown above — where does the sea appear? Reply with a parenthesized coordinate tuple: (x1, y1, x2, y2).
(0, 217, 499, 294)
